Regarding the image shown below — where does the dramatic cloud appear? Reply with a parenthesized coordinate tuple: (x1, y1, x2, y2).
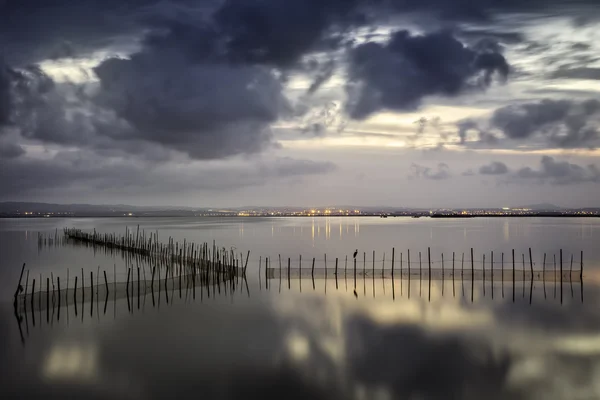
(93, 55, 289, 159)
(1, 0, 600, 205)
(490, 99, 600, 148)
(215, 0, 366, 67)
(479, 161, 509, 175)
(346, 30, 509, 119)
(409, 162, 451, 181)
(515, 156, 600, 185)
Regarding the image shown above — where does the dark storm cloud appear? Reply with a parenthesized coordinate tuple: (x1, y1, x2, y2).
(515, 156, 600, 185)
(409, 162, 451, 181)
(479, 161, 509, 175)
(490, 99, 600, 148)
(0, 0, 150, 65)
(215, 0, 367, 67)
(346, 30, 509, 119)
(1, 19, 290, 161)
(1, 0, 598, 173)
(93, 54, 289, 159)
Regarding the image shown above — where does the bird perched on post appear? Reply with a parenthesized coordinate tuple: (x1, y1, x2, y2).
(353, 249, 358, 259)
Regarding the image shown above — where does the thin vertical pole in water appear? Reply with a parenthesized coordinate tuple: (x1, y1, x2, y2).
(354, 256, 357, 290)
(243, 251, 250, 277)
(259, 256, 262, 290)
(104, 270, 108, 295)
(46, 278, 49, 323)
(391, 248, 395, 278)
(335, 258, 339, 290)
(452, 252, 455, 298)
(543, 253, 547, 299)
(325, 254, 328, 280)
(501, 253, 504, 298)
(407, 249, 411, 278)
(560, 249, 563, 304)
(73, 277, 77, 304)
(265, 257, 269, 290)
(151, 266, 155, 293)
(165, 265, 169, 304)
(570, 253, 574, 277)
(363, 251, 366, 296)
(288, 258, 291, 290)
(483, 253, 486, 297)
(299, 255, 302, 278)
(570, 253, 574, 300)
(491, 251, 494, 299)
(441, 253, 444, 296)
(529, 247, 534, 284)
(31, 279, 36, 317)
(529, 248, 534, 305)
(427, 248, 431, 302)
(512, 249, 515, 303)
(363, 252, 366, 280)
(344, 256, 348, 277)
(580, 250, 584, 281)
(152, 266, 156, 305)
(137, 267, 140, 309)
(419, 251, 422, 297)
(126, 268, 131, 311)
(470, 248, 474, 303)
(581, 251, 584, 303)
(24, 269, 29, 304)
(522, 253, 526, 298)
(408, 250, 411, 298)
(13, 263, 25, 309)
(372, 250, 375, 278)
(81, 268, 84, 306)
(56, 276, 61, 323)
(311, 257, 315, 290)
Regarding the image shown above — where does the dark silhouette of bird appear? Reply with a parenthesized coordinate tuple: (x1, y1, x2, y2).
(353, 289, 358, 298)
(353, 249, 358, 259)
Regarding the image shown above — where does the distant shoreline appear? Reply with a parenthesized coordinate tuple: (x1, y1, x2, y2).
(1, 213, 599, 219)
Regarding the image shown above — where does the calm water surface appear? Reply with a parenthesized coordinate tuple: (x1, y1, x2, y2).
(1, 217, 600, 399)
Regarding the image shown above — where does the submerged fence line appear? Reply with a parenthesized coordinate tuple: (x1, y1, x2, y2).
(17, 227, 253, 313)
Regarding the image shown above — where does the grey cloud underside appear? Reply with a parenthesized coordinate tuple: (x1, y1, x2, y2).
(346, 30, 509, 119)
(479, 161, 509, 175)
(456, 99, 600, 149)
(409, 162, 451, 181)
(491, 99, 600, 148)
(514, 156, 600, 185)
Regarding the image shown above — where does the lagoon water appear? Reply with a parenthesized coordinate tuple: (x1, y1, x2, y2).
(1, 217, 600, 399)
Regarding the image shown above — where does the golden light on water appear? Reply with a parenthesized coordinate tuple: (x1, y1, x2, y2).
(43, 344, 98, 383)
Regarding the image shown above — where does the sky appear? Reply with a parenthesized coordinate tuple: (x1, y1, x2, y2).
(1, 0, 600, 208)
